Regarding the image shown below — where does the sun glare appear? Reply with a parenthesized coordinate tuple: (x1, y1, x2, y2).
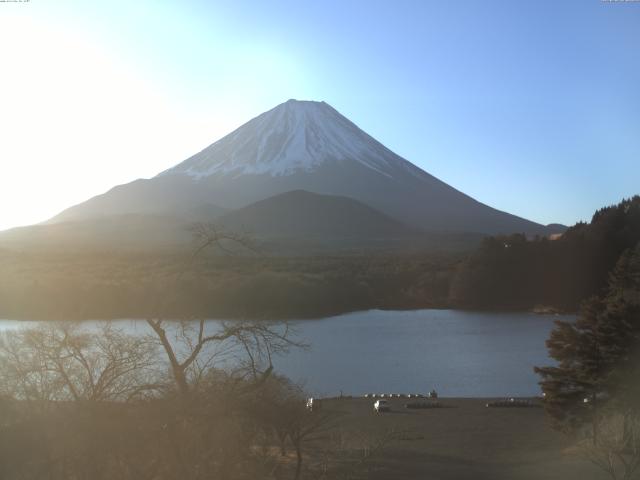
(0, 10, 315, 231)
(1, 16, 176, 229)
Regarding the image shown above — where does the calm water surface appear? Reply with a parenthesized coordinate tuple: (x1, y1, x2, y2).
(0, 309, 570, 398)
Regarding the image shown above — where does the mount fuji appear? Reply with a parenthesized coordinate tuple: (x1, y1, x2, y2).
(49, 99, 553, 238)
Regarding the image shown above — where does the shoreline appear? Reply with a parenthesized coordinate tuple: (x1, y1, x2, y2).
(0, 305, 575, 323)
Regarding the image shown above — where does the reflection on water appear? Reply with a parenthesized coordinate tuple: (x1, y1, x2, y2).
(277, 309, 569, 397)
(0, 309, 570, 398)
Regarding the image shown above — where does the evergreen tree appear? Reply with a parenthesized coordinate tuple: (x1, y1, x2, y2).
(598, 247, 640, 414)
(535, 243, 640, 438)
(451, 196, 640, 311)
(535, 297, 606, 435)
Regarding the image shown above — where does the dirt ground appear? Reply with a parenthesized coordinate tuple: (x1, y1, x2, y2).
(315, 397, 609, 480)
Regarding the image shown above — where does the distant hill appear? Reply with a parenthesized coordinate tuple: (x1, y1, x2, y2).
(545, 223, 568, 234)
(217, 190, 418, 239)
(0, 191, 481, 254)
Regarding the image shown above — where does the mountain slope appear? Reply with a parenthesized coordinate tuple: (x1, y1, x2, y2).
(217, 190, 418, 238)
(51, 99, 551, 236)
(0, 214, 195, 250)
(0, 191, 483, 254)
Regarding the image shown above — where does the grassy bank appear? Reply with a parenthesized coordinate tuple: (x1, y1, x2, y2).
(310, 397, 607, 480)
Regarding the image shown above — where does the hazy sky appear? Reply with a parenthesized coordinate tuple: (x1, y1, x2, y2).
(1, 0, 638, 231)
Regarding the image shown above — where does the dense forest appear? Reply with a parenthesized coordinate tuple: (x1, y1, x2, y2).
(0, 251, 456, 320)
(533, 236, 640, 480)
(450, 196, 640, 311)
(0, 196, 638, 320)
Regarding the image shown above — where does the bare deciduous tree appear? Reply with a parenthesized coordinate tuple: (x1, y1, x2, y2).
(0, 224, 309, 480)
(146, 223, 304, 397)
(0, 322, 162, 403)
(579, 413, 640, 480)
(145, 318, 302, 396)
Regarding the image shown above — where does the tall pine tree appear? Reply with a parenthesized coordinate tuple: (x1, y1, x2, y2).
(535, 243, 640, 439)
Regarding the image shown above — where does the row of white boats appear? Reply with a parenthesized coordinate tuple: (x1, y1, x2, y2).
(364, 391, 438, 399)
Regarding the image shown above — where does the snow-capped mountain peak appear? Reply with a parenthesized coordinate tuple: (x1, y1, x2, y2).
(159, 99, 415, 179)
(48, 99, 551, 237)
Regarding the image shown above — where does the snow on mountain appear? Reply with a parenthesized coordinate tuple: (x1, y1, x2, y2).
(159, 99, 421, 180)
(48, 99, 553, 237)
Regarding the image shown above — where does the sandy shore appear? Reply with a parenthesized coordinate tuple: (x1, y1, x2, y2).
(314, 397, 608, 480)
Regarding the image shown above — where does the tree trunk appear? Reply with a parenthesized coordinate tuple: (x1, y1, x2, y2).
(592, 392, 598, 446)
(275, 428, 288, 456)
(294, 441, 302, 480)
(146, 320, 190, 396)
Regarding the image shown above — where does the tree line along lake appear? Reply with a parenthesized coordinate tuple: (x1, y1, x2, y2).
(0, 309, 570, 398)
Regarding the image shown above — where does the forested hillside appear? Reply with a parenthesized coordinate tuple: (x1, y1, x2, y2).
(1, 197, 638, 320)
(0, 252, 456, 320)
(450, 196, 640, 310)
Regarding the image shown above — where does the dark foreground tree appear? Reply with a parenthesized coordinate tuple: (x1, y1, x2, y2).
(451, 196, 640, 311)
(535, 243, 640, 479)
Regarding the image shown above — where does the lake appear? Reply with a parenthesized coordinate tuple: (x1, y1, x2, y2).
(0, 309, 569, 398)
